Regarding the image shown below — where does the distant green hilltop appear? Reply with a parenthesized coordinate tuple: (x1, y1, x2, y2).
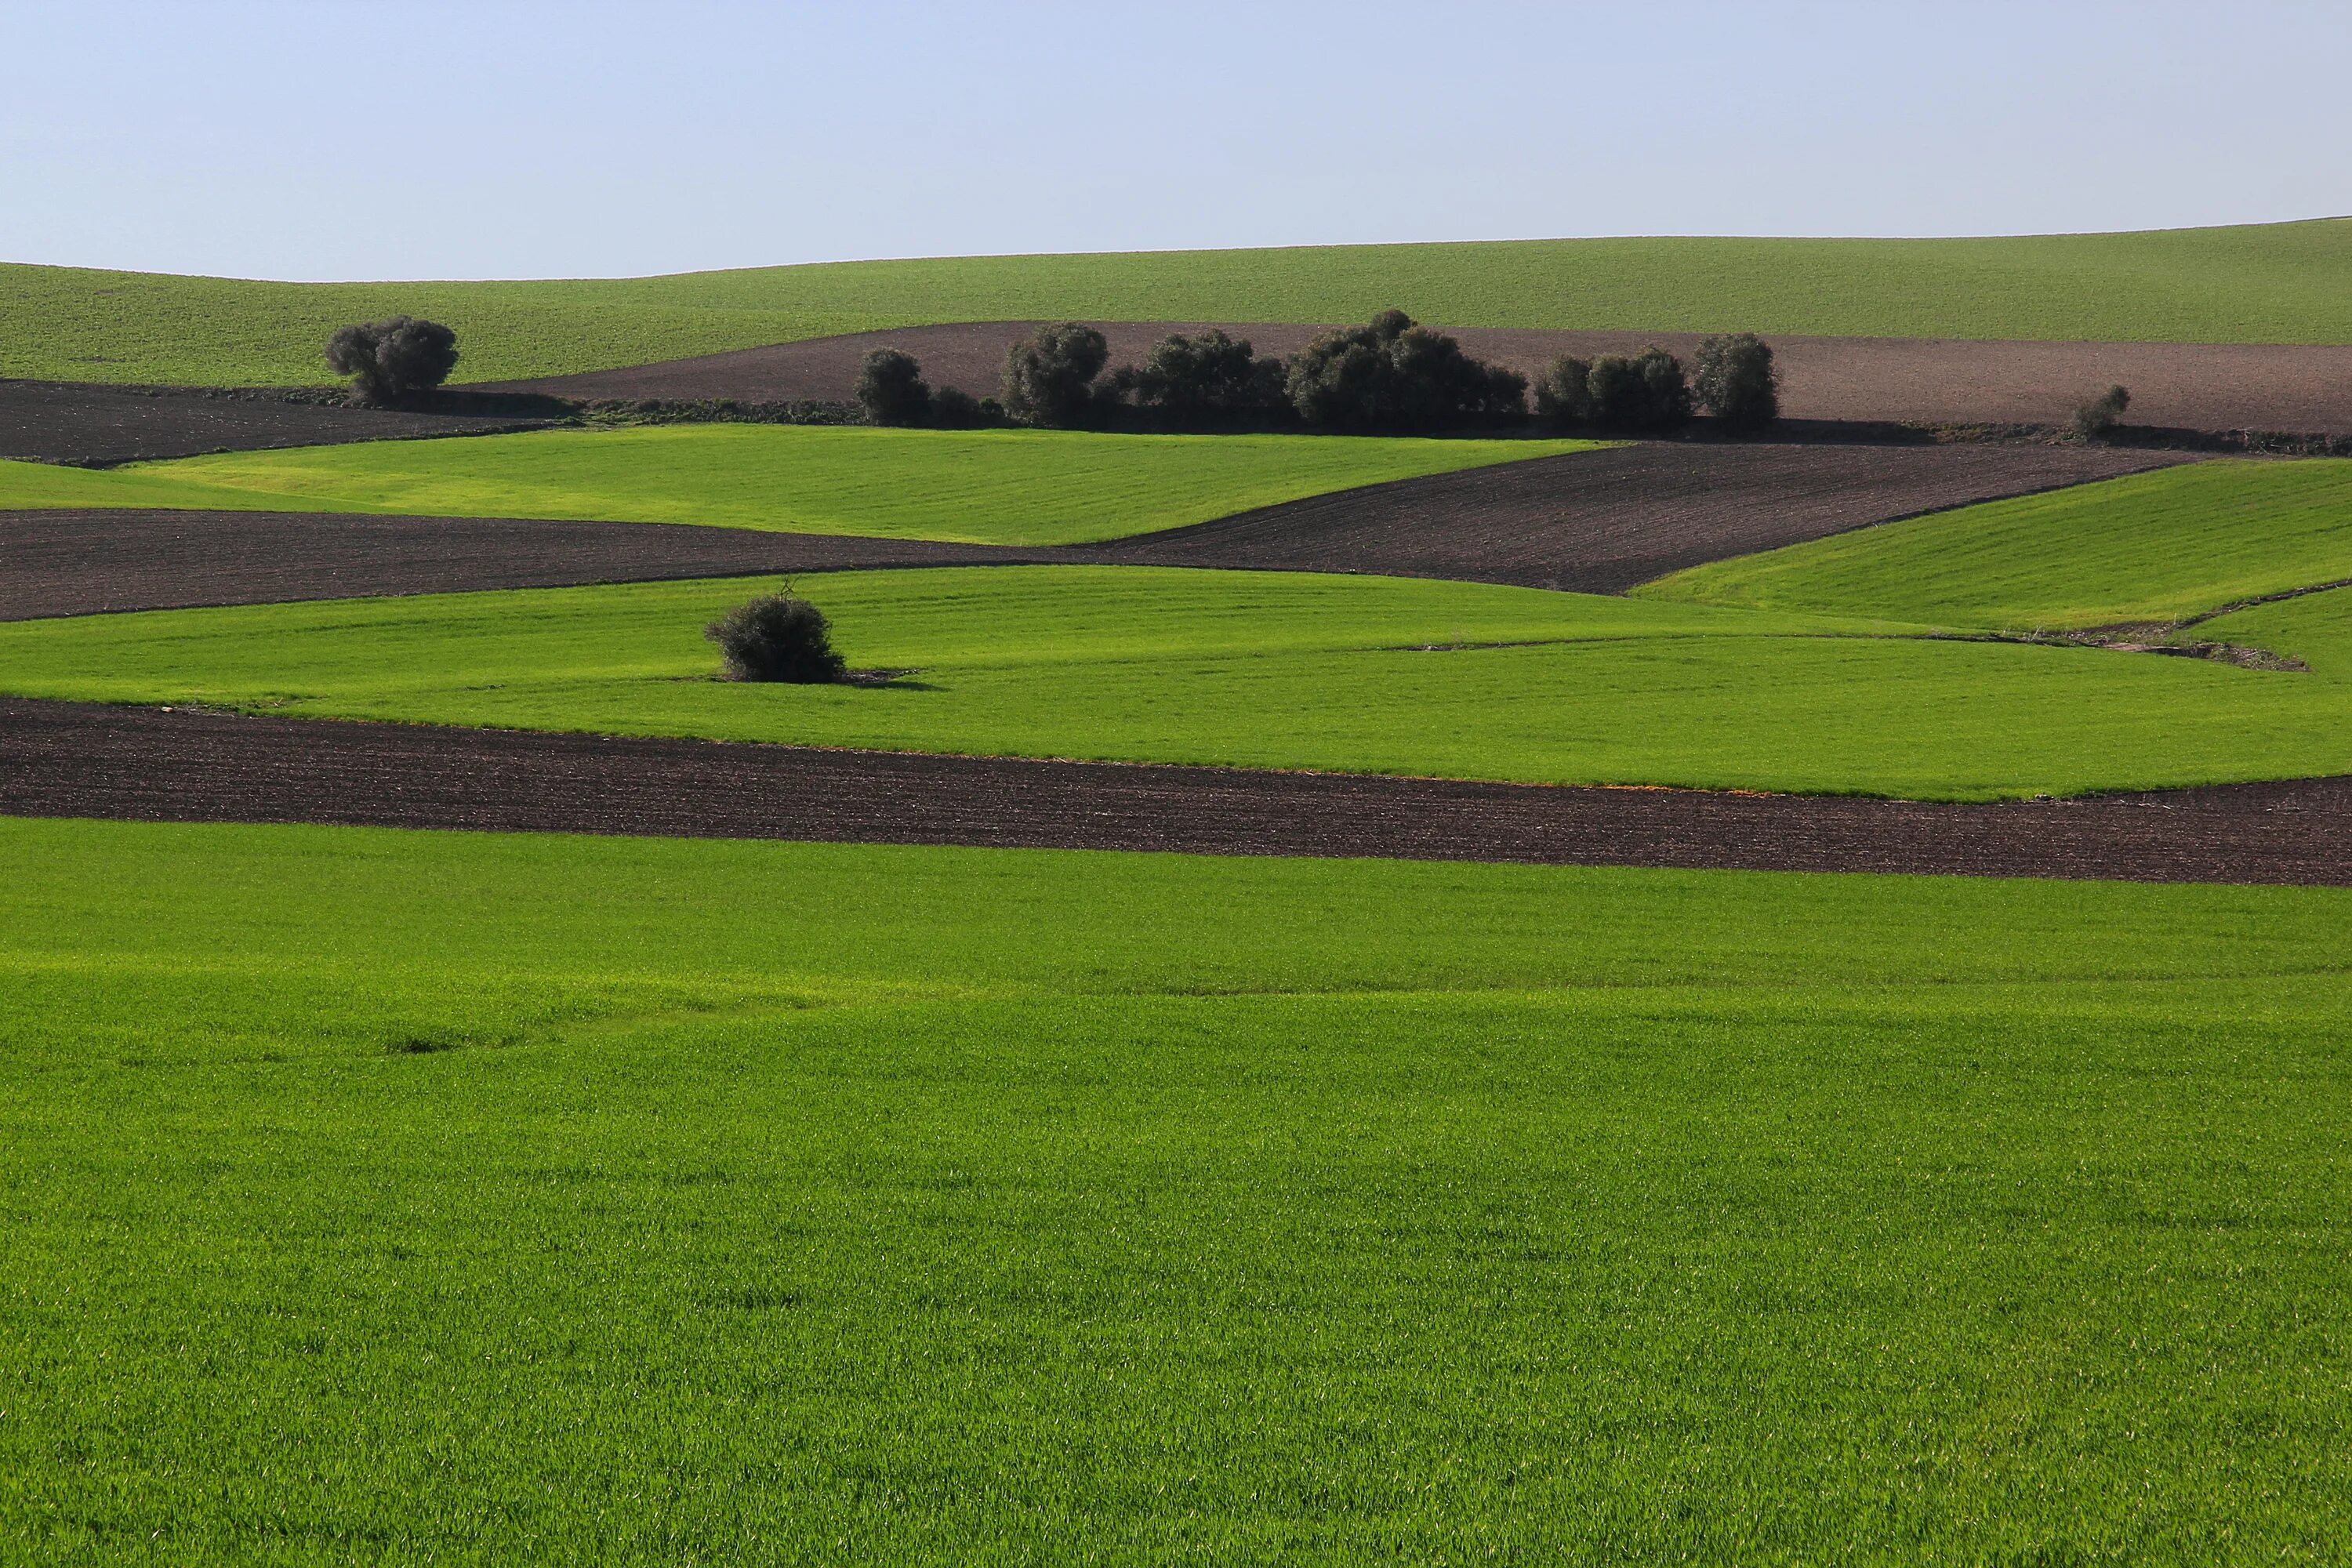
(7, 218, 2350, 387)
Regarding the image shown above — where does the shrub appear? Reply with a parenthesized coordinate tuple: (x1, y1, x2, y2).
(1533, 355, 1593, 426)
(1692, 333, 1780, 430)
(1584, 346, 1691, 431)
(854, 348, 931, 426)
(1002, 323, 1110, 427)
(930, 386, 987, 429)
(1116, 328, 1287, 421)
(705, 593, 847, 683)
(324, 316, 459, 405)
(2073, 384, 2131, 440)
(1284, 310, 1526, 432)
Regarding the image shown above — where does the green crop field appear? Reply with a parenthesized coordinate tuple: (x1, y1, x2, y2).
(4, 815, 2350, 1563)
(0, 426, 1598, 546)
(7, 219, 2352, 386)
(10, 564, 2350, 799)
(1642, 459, 2352, 630)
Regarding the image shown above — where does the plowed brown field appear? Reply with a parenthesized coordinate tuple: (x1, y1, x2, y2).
(485, 321, 2352, 435)
(0, 381, 555, 465)
(3, 699, 2343, 886)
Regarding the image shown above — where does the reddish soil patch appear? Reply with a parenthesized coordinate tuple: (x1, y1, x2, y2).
(0, 509, 1065, 621)
(1087, 442, 2195, 592)
(0, 380, 554, 466)
(483, 321, 2352, 435)
(2, 699, 2344, 887)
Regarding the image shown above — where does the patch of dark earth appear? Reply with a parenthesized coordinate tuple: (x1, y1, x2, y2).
(0, 443, 2196, 619)
(2, 698, 2346, 887)
(481, 321, 2352, 437)
(0, 380, 562, 466)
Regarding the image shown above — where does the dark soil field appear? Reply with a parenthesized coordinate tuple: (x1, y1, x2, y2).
(1089, 442, 2197, 591)
(0, 379, 556, 465)
(5, 441, 2194, 617)
(485, 321, 2352, 435)
(0, 508, 1064, 620)
(3, 697, 2343, 887)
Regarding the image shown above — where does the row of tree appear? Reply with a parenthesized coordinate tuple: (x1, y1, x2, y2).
(857, 314, 1783, 434)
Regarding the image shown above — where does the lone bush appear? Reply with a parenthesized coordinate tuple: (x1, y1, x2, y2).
(854, 348, 932, 426)
(1114, 328, 1287, 422)
(705, 593, 847, 683)
(1533, 355, 1593, 426)
(930, 386, 987, 428)
(1002, 323, 1110, 426)
(1584, 346, 1691, 431)
(1284, 310, 1526, 431)
(2073, 384, 2131, 440)
(1692, 333, 1780, 430)
(325, 316, 459, 405)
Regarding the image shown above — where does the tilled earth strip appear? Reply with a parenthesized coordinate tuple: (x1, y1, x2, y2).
(0, 380, 557, 465)
(4, 699, 2345, 886)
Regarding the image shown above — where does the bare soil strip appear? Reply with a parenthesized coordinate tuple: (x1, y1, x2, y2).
(0, 510, 1066, 620)
(3, 699, 2344, 887)
(484, 321, 2352, 436)
(1, 441, 2190, 619)
(0, 380, 556, 466)
(1085, 442, 2194, 592)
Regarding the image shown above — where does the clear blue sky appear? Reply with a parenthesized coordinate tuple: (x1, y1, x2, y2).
(3, 0, 2346, 281)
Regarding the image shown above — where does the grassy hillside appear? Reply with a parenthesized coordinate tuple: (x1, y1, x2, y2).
(6, 816, 2350, 1561)
(1642, 459, 2352, 629)
(10, 565, 2350, 800)
(0, 427, 1597, 546)
(7, 219, 2351, 386)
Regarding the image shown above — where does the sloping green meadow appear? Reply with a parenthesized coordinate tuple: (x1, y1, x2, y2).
(8, 219, 2352, 385)
(9, 565, 2350, 799)
(3, 817, 2350, 1563)
(0, 426, 1598, 546)
(1642, 459, 2352, 630)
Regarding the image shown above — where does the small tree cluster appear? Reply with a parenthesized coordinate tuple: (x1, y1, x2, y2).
(705, 593, 846, 683)
(2072, 384, 2131, 441)
(1283, 310, 1525, 432)
(325, 316, 459, 406)
(1105, 328, 1287, 421)
(855, 347, 993, 428)
(1002, 322, 1111, 427)
(1691, 333, 1780, 430)
(1537, 346, 1691, 431)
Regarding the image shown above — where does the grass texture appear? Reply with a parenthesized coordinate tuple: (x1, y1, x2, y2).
(9, 565, 2351, 800)
(7, 219, 2352, 386)
(1641, 459, 2352, 630)
(3, 816, 2350, 1562)
(0, 426, 1597, 546)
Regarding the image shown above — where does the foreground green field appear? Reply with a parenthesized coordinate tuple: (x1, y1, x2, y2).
(1644, 459, 2352, 629)
(9, 565, 2350, 798)
(0, 426, 1596, 546)
(3, 816, 2349, 1563)
(8, 219, 2350, 386)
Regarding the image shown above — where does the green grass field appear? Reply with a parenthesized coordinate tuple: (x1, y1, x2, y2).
(5, 815, 2350, 1563)
(1642, 459, 2352, 630)
(9, 219, 2352, 386)
(0, 426, 1596, 546)
(9, 565, 2349, 799)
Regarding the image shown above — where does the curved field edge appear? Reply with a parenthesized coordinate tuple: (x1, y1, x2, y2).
(5, 817, 2352, 1559)
(1638, 458, 2352, 630)
(0, 428, 1606, 546)
(7, 219, 2352, 386)
(5, 565, 2349, 802)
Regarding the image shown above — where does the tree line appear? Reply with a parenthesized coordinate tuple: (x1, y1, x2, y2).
(857, 314, 1782, 435)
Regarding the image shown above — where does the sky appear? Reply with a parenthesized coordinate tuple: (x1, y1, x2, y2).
(3, 0, 2347, 281)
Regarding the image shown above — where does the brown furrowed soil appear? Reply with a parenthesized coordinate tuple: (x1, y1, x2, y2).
(483, 321, 2352, 435)
(0, 509, 1065, 620)
(2, 441, 2193, 619)
(3, 698, 2344, 887)
(0, 380, 556, 465)
(1087, 442, 2195, 592)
